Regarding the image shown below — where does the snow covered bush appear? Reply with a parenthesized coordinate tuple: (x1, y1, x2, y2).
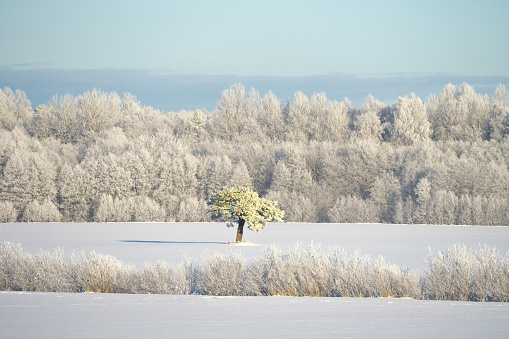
(249, 245, 301, 296)
(325, 247, 371, 297)
(1, 241, 507, 301)
(250, 244, 418, 298)
(0, 242, 77, 292)
(197, 252, 254, 296)
(137, 262, 174, 294)
(369, 256, 418, 298)
(137, 261, 189, 295)
(421, 244, 509, 302)
(77, 251, 135, 293)
(0, 242, 24, 290)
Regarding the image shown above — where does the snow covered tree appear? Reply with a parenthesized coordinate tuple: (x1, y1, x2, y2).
(176, 197, 209, 222)
(488, 84, 509, 141)
(354, 95, 386, 142)
(132, 197, 166, 222)
(286, 91, 310, 142)
(259, 91, 284, 141)
(308, 92, 329, 141)
(0, 87, 31, 131)
(21, 198, 62, 222)
(455, 83, 490, 141)
(188, 109, 207, 140)
(228, 160, 253, 189)
(327, 196, 378, 223)
(26, 94, 78, 143)
(326, 99, 350, 142)
(391, 93, 431, 145)
(75, 89, 121, 140)
(203, 155, 233, 198)
(210, 84, 246, 141)
(0, 150, 57, 211)
(369, 172, 401, 223)
(265, 190, 316, 223)
(414, 177, 432, 224)
(428, 83, 457, 141)
(270, 161, 293, 192)
(0, 201, 18, 222)
(57, 163, 89, 221)
(208, 186, 284, 243)
(308, 93, 349, 142)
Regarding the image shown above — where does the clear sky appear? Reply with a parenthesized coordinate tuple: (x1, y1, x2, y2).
(1, 0, 508, 77)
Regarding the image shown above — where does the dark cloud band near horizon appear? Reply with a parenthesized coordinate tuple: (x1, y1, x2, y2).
(1, 67, 508, 112)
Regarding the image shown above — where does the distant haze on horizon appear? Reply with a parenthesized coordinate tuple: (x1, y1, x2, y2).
(1, 0, 508, 111)
(1, 68, 508, 112)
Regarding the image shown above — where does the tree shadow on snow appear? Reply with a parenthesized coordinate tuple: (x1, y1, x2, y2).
(119, 240, 227, 245)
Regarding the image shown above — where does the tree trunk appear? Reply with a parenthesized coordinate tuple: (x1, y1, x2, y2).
(235, 218, 245, 242)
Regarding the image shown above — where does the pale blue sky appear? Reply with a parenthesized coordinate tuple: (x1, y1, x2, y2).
(1, 0, 508, 76)
(1, 0, 508, 111)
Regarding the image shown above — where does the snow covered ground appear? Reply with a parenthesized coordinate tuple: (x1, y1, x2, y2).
(1, 222, 509, 338)
(1, 292, 509, 338)
(1, 222, 509, 271)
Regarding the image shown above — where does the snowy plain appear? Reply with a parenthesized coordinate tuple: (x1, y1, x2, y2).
(1, 222, 509, 338)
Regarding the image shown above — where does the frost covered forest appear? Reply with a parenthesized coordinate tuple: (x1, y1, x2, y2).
(0, 83, 509, 225)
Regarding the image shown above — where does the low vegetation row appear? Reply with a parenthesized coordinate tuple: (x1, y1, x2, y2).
(1, 242, 508, 302)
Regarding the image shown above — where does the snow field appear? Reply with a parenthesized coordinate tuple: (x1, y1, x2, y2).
(1, 291, 509, 338)
(1, 222, 509, 338)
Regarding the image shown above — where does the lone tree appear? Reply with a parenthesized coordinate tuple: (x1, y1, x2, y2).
(208, 186, 284, 243)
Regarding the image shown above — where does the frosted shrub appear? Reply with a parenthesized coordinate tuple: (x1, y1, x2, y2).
(0, 201, 18, 222)
(289, 243, 329, 297)
(198, 252, 253, 296)
(77, 251, 135, 293)
(471, 245, 509, 302)
(0, 242, 78, 292)
(178, 256, 201, 294)
(369, 256, 418, 298)
(422, 244, 474, 301)
(137, 262, 173, 294)
(327, 248, 371, 297)
(21, 199, 62, 222)
(1, 241, 507, 301)
(421, 244, 509, 302)
(137, 261, 188, 294)
(249, 245, 299, 296)
(13, 249, 38, 291)
(0, 242, 25, 290)
(27, 249, 61, 292)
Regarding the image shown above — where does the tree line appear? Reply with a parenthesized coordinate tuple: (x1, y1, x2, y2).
(0, 83, 508, 225)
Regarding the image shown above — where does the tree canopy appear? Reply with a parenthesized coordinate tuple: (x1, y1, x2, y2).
(208, 186, 284, 242)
